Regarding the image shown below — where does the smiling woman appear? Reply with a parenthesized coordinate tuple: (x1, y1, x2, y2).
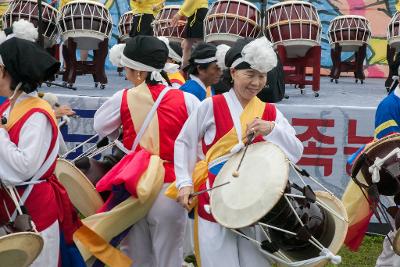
(171, 36, 304, 267)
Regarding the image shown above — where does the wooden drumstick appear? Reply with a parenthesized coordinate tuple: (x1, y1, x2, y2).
(189, 181, 231, 198)
(232, 132, 255, 177)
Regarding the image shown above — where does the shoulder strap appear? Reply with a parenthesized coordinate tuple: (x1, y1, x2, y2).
(130, 86, 173, 152)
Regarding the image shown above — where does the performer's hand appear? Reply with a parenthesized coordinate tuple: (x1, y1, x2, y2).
(178, 185, 194, 211)
(55, 105, 76, 119)
(246, 118, 275, 139)
(171, 13, 182, 27)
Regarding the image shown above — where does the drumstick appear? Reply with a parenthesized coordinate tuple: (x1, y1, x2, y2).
(189, 181, 231, 198)
(232, 132, 255, 177)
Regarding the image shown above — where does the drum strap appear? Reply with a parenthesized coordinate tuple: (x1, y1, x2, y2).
(137, 14, 143, 32)
(10, 137, 60, 221)
(224, 92, 245, 154)
(190, 10, 197, 27)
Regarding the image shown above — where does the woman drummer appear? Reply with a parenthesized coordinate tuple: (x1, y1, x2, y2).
(93, 35, 199, 266)
(0, 28, 81, 265)
(173, 37, 304, 267)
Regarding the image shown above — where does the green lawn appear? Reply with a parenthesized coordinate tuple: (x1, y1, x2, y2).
(185, 235, 385, 266)
(326, 234, 384, 267)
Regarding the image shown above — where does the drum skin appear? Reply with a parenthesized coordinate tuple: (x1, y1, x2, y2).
(153, 5, 186, 43)
(265, 1, 320, 44)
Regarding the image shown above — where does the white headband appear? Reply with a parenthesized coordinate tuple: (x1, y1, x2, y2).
(168, 48, 182, 64)
(194, 56, 217, 64)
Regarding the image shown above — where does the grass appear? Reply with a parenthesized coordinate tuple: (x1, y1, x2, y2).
(184, 235, 385, 266)
(326, 234, 385, 267)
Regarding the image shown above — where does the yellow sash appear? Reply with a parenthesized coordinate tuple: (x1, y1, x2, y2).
(127, 82, 160, 154)
(6, 97, 56, 131)
(74, 83, 165, 266)
(206, 86, 212, 98)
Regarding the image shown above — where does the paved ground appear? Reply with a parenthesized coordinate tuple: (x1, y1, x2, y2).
(39, 71, 389, 108)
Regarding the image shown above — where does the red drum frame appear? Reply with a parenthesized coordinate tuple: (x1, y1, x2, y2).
(204, 0, 261, 45)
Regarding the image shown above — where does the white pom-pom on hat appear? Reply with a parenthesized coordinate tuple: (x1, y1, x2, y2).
(157, 36, 170, 46)
(12, 19, 38, 42)
(216, 44, 230, 70)
(242, 37, 277, 74)
(0, 31, 6, 45)
(109, 43, 126, 67)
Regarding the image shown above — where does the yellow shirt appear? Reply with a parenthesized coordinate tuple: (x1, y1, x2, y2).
(130, 0, 165, 15)
(178, 0, 208, 17)
(168, 71, 186, 87)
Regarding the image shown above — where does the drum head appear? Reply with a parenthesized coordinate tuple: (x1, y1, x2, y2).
(55, 158, 104, 217)
(0, 232, 43, 267)
(305, 191, 348, 267)
(211, 142, 289, 229)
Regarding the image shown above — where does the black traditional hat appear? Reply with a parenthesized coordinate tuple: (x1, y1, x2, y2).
(217, 37, 277, 74)
(0, 38, 59, 93)
(157, 37, 183, 64)
(109, 35, 169, 71)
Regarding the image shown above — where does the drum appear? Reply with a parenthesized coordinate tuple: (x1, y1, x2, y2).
(351, 133, 400, 196)
(388, 11, 400, 51)
(153, 5, 186, 43)
(2, 0, 58, 48)
(264, 1, 321, 58)
(118, 11, 133, 42)
(55, 136, 126, 217)
(328, 15, 371, 52)
(204, 0, 261, 45)
(55, 158, 104, 217)
(211, 142, 348, 266)
(0, 232, 43, 267)
(58, 0, 112, 50)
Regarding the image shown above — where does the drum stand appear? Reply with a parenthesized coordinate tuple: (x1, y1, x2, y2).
(385, 45, 399, 92)
(117, 37, 124, 77)
(329, 43, 367, 84)
(62, 38, 109, 89)
(45, 44, 60, 85)
(276, 45, 321, 97)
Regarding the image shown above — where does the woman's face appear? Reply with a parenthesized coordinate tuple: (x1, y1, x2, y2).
(0, 66, 12, 97)
(125, 67, 147, 86)
(231, 68, 267, 104)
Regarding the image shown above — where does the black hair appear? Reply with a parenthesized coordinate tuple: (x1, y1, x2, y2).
(188, 62, 214, 76)
(145, 70, 172, 86)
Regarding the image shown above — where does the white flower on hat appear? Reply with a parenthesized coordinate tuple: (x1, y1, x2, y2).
(242, 37, 277, 74)
(109, 43, 126, 67)
(0, 19, 38, 45)
(216, 44, 230, 70)
(157, 36, 169, 46)
(12, 19, 38, 42)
